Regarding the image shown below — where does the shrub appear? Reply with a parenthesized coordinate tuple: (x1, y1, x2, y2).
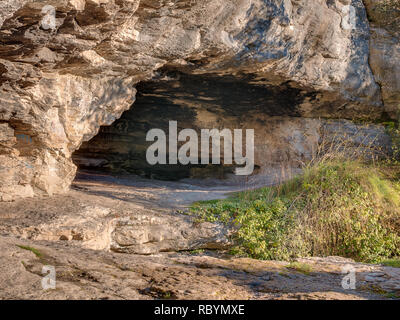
(191, 161, 400, 263)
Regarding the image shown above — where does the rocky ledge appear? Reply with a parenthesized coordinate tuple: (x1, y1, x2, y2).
(1, 174, 399, 300)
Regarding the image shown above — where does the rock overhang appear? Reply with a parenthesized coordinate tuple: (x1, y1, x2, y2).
(0, 0, 398, 200)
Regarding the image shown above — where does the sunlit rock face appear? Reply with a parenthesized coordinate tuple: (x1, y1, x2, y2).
(0, 0, 396, 200)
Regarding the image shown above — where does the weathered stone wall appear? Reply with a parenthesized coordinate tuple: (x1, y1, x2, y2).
(0, 0, 398, 200)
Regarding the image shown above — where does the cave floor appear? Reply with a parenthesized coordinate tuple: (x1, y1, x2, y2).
(0, 172, 399, 300)
(73, 171, 252, 211)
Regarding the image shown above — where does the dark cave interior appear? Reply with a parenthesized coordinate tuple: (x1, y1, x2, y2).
(72, 70, 313, 181)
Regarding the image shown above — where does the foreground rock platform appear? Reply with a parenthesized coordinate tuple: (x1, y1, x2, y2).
(0, 172, 236, 254)
(1, 173, 399, 300)
(2, 234, 400, 300)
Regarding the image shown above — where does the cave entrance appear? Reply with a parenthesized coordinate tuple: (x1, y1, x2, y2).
(72, 69, 309, 183)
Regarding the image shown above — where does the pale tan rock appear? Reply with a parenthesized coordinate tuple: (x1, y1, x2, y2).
(0, 166, 399, 300)
(364, 0, 400, 118)
(16, 206, 116, 251)
(1, 234, 398, 300)
(111, 217, 232, 254)
(370, 28, 400, 118)
(0, 177, 234, 254)
(0, 0, 395, 200)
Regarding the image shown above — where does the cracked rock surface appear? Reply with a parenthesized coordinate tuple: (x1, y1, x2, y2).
(1, 172, 399, 300)
(0, 173, 234, 254)
(2, 234, 400, 300)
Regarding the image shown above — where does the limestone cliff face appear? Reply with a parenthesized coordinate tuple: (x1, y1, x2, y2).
(364, 0, 400, 118)
(0, 0, 398, 201)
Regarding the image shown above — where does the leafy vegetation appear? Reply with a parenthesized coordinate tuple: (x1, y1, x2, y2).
(189, 249, 205, 255)
(386, 121, 400, 162)
(191, 161, 400, 263)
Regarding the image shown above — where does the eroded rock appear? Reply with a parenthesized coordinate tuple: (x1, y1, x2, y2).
(111, 215, 232, 254)
(0, 176, 234, 254)
(1, 234, 399, 300)
(364, 1, 400, 118)
(0, 0, 394, 200)
(369, 28, 400, 119)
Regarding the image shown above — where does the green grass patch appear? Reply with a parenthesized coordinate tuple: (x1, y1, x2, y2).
(381, 258, 400, 268)
(384, 292, 400, 299)
(17, 245, 42, 258)
(286, 262, 313, 275)
(190, 161, 400, 263)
